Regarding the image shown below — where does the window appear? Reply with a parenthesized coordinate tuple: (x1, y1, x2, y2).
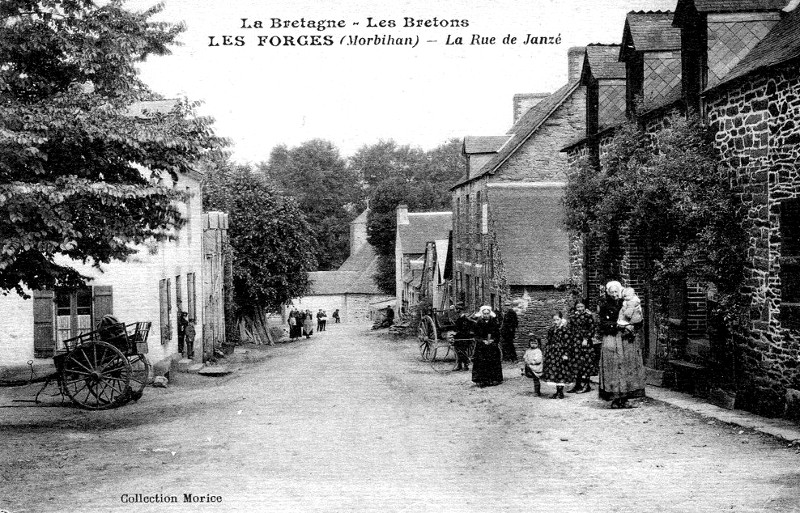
(32, 286, 112, 357)
(159, 278, 172, 344)
(475, 191, 482, 236)
(781, 199, 800, 329)
(465, 194, 471, 246)
(55, 288, 92, 348)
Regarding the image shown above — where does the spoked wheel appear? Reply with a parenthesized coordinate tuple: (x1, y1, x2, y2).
(430, 344, 458, 373)
(126, 354, 151, 402)
(417, 315, 437, 361)
(61, 341, 132, 410)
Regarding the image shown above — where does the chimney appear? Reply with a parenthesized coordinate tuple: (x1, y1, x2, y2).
(513, 93, 550, 123)
(568, 46, 586, 83)
(396, 204, 409, 226)
(350, 209, 369, 255)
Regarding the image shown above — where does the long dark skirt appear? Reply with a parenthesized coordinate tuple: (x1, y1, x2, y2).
(598, 332, 646, 401)
(472, 341, 503, 386)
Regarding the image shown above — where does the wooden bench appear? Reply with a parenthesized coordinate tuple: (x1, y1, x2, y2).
(668, 359, 708, 395)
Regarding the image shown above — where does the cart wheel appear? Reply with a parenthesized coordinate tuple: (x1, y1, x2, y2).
(417, 315, 437, 360)
(61, 341, 132, 410)
(126, 354, 151, 402)
(430, 344, 457, 373)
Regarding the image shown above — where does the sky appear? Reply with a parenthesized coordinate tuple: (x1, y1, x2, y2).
(129, 0, 677, 163)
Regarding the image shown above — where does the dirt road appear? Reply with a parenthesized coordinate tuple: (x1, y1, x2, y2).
(2, 324, 799, 513)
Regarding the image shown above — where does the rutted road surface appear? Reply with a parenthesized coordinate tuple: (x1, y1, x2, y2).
(2, 323, 799, 512)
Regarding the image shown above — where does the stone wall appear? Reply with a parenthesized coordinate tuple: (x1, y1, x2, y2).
(495, 87, 586, 183)
(706, 61, 800, 416)
(508, 286, 572, 358)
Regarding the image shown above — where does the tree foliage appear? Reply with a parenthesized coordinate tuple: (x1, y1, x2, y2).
(0, 0, 224, 294)
(564, 114, 747, 303)
(203, 160, 317, 342)
(259, 139, 362, 270)
(364, 138, 463, 294)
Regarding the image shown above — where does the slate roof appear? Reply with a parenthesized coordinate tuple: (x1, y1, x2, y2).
(711, 5, 800, 88)
(487, 183, 570, 286)
(338, 243, 376, 271)
(307, 271, 358, 296)
(694, 0, 788, 11)
(398, 212, 452, 254)
(463, 136, 510, 155)
(621, 12, 681, 60)
(453, 81, 581, 189)
(673, 0, 790, 25)
(583, 45, 627, 81)
(306, 236, 383, 296)
(351, 209, 370, 225)
(640, 86, 684, 115)
(346, 253, 383, 294)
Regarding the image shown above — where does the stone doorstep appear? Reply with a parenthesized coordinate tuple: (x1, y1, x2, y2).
(647, 386, 800, 444)
(172, 358, 204, 373)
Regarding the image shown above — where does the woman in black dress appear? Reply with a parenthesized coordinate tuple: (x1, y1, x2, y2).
(471, 305, 503, 387)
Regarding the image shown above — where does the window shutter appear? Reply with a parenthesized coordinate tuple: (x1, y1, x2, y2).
(159, 279, 172, 343)
(33, 290, 55, 358)
(92, 285, 113, 328)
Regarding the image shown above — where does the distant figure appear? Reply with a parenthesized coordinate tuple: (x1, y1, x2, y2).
(316, 309, 324, 332)
(184, 318, 196, 359)
(333, 309, 341, 323)
(303, 309, 314, 338)
(288, 310, 300, 341)
(178, 311, 189, 357)
(320, 310, 328, 331)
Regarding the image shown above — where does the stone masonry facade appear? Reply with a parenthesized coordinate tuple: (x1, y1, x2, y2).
(706, 61, 800, 416)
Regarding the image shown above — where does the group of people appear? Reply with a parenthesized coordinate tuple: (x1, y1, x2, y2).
(450, 280, 646, 409)
(522, 280, 645, 407)
(287, 308, 340, 340)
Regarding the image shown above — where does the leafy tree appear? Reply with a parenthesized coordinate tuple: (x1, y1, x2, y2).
(350, 140, 427, 187)
(260, 139, 362, 270)
(203, 161, 317, 344)
(564, 114, 746, 305)
(0, 0, 224, 294)
(360, 138, 464, 294)
(367, 177, 450, 294)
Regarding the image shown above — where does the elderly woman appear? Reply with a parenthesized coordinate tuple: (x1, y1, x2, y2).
(471, 305, 503, 387)
(598, 281, 647, 408)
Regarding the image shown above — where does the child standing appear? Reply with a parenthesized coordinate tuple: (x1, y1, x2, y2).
(521, 335, 544, 396)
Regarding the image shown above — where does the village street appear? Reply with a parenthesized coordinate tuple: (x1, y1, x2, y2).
(2, 323, 800, 513)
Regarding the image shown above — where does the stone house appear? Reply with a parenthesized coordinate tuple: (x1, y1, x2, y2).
(0, 100, 226, 380)
(449, 47, 586, 354)
(701, 3, 800, 416)
(564, 1, 800, 417)
(564, 15, 684, 368)
(290, 209, 393, 323)
(394, 205, 452, 316)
